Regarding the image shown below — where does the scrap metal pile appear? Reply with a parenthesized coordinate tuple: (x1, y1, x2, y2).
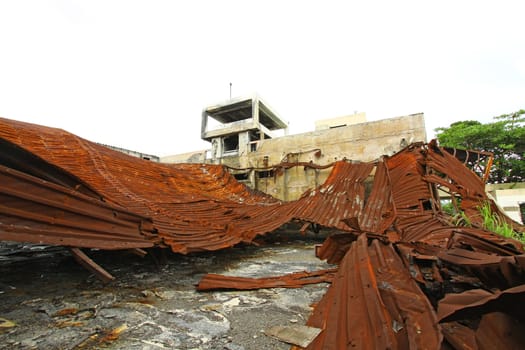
(1, 117, 524, 349)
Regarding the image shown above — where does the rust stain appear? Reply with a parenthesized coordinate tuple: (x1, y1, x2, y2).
(100, 323, 128, 343)
(53, 308, 79, 317)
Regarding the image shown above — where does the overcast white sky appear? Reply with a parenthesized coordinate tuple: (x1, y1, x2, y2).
(1, 1, 524, 156)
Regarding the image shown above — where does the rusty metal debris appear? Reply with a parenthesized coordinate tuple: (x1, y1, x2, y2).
(2, 116, 525, 349)
(196, 268, 337, 291)
(303, 234, 443, 349)
(70, 247, 116, 283)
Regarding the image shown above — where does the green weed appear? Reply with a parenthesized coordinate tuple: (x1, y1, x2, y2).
(477, 201, 524, 244)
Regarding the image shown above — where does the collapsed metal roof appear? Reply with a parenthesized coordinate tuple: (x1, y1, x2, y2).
(1, 117, 525, 349)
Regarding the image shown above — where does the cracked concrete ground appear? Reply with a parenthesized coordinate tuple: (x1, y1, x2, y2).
(0, 232, 332, 349)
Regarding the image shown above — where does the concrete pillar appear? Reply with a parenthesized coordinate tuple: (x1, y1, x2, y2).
(201, 110, 208, 139)
(283, 167, 289, 201)
(211, 137, 223, 163)
(238, 131, 250, 160)
(252, 97, 261, 140)
(249, 169, 256, 191)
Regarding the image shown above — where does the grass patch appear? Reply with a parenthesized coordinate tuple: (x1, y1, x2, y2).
(477, 201, 524, 244)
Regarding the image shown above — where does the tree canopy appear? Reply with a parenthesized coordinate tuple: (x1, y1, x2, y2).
(435, 109, 525, 183)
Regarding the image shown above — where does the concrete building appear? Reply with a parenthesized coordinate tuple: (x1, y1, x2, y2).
(162, 95, 427, 201)
(201, 95, 289, 162)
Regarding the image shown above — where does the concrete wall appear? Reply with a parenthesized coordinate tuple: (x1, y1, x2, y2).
(248, 113, 425, 166)
(487, 183, 525, 224)
(222, 113, 426, 201)
(161, 150, 207, 164)
(315, 112, 367, 130)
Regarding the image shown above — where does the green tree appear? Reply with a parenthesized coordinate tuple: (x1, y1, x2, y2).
(435, 109, 525, 183)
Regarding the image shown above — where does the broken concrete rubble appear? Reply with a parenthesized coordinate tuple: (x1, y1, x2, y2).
(1, 116, 525, 349)
(265, 325, 323, 348)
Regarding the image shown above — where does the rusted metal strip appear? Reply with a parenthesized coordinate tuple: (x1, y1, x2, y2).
(128, 248, 148, 257)
(69, 248, 115, 283)
(196, 268, 337, 291)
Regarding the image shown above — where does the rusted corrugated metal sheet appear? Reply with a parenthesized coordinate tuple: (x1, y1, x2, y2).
(0, 163, 157, 250)
(0, 117, 286, 255)
(300, 235, 442, 349)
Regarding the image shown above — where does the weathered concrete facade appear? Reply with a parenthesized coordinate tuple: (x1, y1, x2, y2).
(161, 149, 207, 164)
(227, 113, 426, 200)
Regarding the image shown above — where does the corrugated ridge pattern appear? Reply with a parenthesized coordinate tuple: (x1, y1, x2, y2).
(303, 235, 442, 349)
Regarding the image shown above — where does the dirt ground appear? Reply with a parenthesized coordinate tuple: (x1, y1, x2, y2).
(0, 231, 332, 349)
